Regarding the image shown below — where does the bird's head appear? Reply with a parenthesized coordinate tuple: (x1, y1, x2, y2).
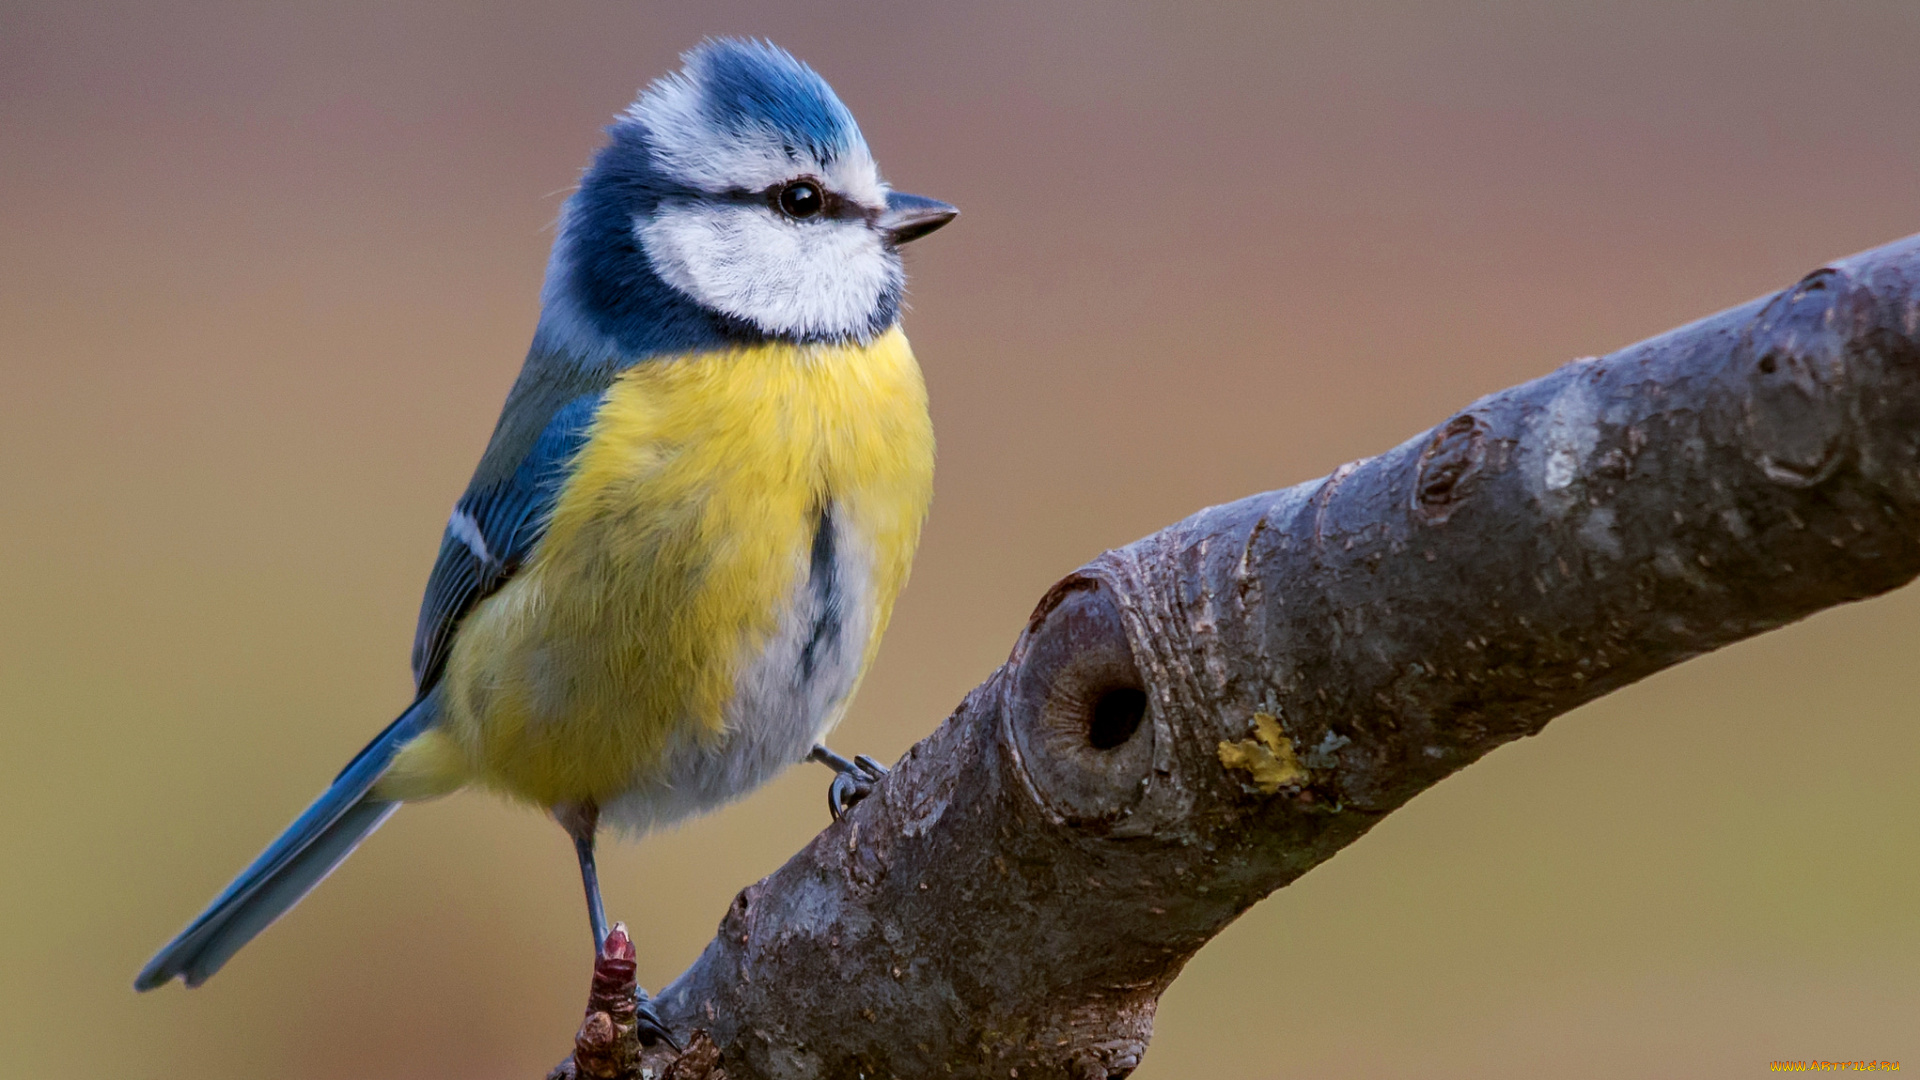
(541, 39, 957, 357)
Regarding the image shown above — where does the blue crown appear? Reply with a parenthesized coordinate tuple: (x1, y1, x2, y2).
(681, 38, 864, 163)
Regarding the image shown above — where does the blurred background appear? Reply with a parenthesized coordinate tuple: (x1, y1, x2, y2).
(4, 2, 1919, 1076)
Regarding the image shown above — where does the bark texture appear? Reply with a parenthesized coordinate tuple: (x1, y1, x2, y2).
(591, 233, 1920, 1079)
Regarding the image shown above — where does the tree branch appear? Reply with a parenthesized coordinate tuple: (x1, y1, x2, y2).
(564, 233, 1920, 1079)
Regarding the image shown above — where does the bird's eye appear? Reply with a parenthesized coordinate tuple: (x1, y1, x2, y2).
(776, 180, 824, 219)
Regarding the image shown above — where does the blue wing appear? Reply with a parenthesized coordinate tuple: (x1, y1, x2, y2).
(410, 390, 603, 689)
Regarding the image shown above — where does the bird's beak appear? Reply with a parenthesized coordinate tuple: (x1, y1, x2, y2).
(878, 191, 958, 245)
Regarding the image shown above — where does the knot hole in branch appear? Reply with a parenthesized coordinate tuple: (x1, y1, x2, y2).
(1088, 686, 1146, 749)
(1009, 579, 1156, 828)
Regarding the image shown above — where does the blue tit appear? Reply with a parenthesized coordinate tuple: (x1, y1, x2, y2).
(136, 38, 955, 1037)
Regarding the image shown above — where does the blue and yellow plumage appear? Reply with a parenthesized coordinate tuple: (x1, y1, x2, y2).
(135, 40, 955, 1029)
(383, 329, 933, 812)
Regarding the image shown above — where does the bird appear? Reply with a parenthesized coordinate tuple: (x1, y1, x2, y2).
(135, 38, 954, 1042)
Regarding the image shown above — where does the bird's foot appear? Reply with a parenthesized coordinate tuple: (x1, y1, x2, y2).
(632, 990, 678, 1052)
(808, 745, 889, 821)
(829, 754, 889, 820)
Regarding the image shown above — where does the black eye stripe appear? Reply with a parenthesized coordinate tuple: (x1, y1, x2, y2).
(712, 178, 866, 222)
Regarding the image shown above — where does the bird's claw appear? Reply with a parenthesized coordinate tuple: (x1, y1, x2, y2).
(634, 992, 681, 1052)
(827, 754, 889, 821)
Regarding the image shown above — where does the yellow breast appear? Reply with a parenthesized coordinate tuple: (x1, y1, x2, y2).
(408, 328, 933, 808)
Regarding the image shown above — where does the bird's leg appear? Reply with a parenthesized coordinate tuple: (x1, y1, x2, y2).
(807, 744, 890, 820)
(555, 800, 609, 949)
(553, 800, 677, 1050)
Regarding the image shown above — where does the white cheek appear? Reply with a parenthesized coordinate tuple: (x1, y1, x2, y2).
(639, 204, 898, 339)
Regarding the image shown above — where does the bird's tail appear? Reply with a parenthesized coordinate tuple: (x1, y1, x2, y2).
(134, 689, 441, 991)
